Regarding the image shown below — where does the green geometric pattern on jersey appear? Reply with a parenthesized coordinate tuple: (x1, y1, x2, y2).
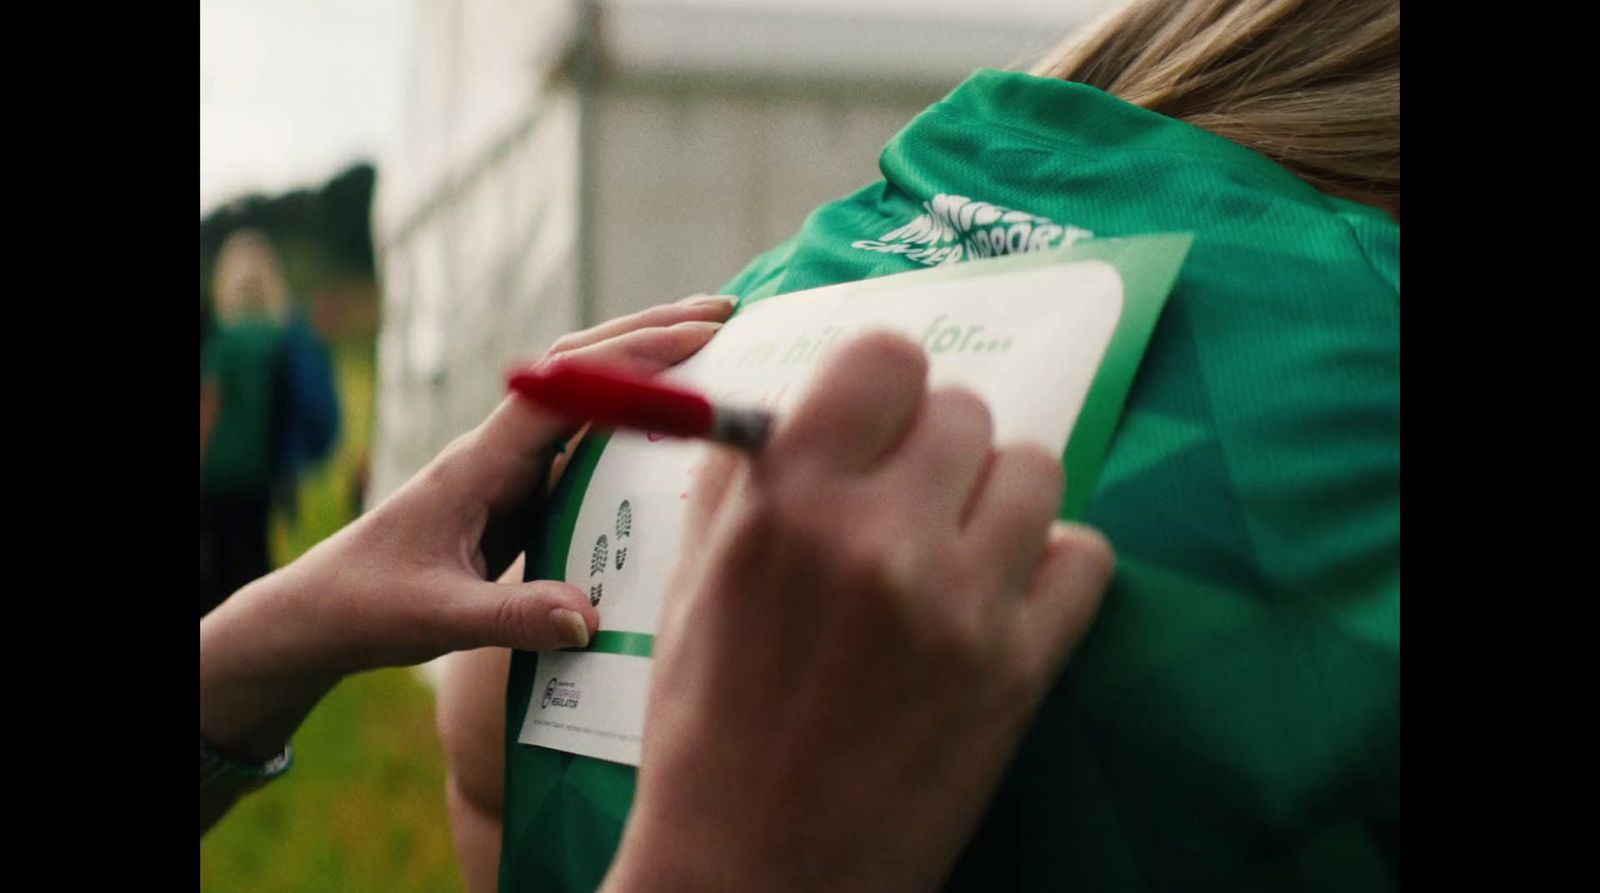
(502, 70, 1399, 893)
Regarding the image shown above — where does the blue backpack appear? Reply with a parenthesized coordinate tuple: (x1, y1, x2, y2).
(272, 313, 340, 490)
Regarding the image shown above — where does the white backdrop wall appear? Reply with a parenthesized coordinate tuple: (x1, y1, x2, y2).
(369, 0, 1120, 503)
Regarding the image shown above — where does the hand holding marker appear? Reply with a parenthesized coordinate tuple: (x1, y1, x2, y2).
(507, 359, 774, 451)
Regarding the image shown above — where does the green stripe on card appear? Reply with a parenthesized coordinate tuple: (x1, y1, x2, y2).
(582, 631, 655, 657)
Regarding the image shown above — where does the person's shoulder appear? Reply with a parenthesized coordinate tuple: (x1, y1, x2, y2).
(1325, 199, 1400, 297)
(1128, 176, 1398, 478)
(1102, 190, 1398, 604)
(1182, 181, 1400, 316)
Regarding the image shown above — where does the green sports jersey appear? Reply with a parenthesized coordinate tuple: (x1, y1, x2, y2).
(201, 317, 286, 496)
(502, 70, 1398, 892)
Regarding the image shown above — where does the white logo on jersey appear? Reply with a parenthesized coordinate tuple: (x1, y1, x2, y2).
(853, 193, 1093, 267)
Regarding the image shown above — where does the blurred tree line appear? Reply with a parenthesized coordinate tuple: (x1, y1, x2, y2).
(200, 162, 379, 341)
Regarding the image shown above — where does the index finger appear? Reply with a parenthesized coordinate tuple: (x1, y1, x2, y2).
(543, 295, 736, 359)
(473, 321, 726, 509)
(765, 331, 929, 474)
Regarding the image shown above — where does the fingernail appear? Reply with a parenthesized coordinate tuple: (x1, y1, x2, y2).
(673, 320, 723, 332)
(689, 295, 737, 310)
(550, 609, 591, 648)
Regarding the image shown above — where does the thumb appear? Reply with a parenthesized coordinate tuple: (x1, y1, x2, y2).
(1016, 522, 1114, 681)
(445, 578, 601, 652)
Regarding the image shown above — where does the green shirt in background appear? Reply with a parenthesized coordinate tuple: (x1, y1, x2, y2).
(504, 70, 1398, 892)
(201, 317, 285, 496)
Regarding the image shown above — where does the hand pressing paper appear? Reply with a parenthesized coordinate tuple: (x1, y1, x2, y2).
(518, 234, 1191, 766)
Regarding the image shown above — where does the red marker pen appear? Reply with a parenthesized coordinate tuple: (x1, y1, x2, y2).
(507, 359, 774, 452)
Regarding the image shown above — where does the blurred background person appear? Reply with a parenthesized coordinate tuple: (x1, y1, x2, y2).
(200, 225, 344, 617)
(200, 230, 294, 617)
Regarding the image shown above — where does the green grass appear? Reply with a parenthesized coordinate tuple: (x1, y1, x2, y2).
(200, 669, 464, 893)
(204, 338, 465, 893)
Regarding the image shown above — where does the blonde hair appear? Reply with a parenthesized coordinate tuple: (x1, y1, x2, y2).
(1034, 0, 1399, 205)
(212, 229, 290, 324)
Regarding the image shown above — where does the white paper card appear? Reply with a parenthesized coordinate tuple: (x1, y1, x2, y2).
(520, 259, 1125, 765)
